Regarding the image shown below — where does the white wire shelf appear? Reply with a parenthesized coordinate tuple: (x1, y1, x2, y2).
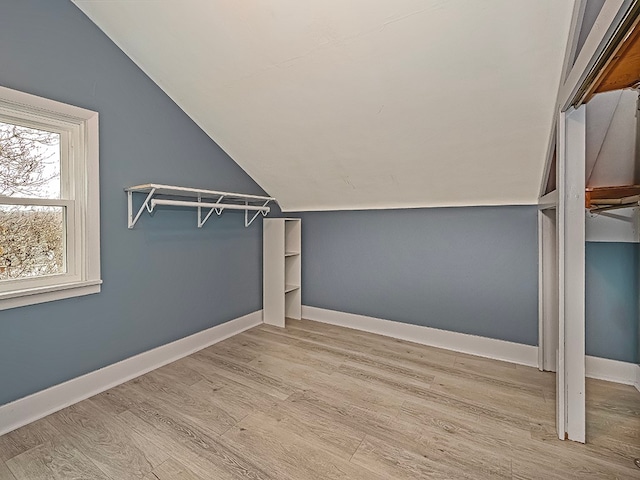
(125, 183, 276, 229)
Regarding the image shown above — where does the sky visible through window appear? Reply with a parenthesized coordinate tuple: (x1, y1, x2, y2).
(0, 121, 60, 198)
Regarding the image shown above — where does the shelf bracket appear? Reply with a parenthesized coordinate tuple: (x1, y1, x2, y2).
(197, 194, 225, 228)
(245, 199, 271, 227)
(127, 188, 156, 229)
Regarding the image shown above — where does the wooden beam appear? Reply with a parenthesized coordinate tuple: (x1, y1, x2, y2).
(585, 8, 640, 100)
(585, 184, 640, 208)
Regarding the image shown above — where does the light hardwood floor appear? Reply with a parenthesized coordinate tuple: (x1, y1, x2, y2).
(1, 319, 639, 479)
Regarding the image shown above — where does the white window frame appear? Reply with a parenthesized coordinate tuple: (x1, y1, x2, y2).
(0, 86, 101, 310)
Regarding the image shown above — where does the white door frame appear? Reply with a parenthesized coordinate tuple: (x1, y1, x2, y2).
(558, 105, 586, 442)
(538, 0, 632, 444)
(538, 206, 558, 374)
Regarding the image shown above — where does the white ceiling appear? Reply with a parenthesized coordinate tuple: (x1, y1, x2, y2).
(73, 0, 574, 211)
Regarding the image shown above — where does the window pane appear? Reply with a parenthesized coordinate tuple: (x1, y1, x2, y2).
(0, 121, 60, 198)
(0, 205, 65, 280)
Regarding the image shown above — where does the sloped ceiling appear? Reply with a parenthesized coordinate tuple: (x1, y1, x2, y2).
(73, 0, 574, 211)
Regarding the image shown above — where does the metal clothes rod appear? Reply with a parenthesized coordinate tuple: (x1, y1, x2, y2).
(151, 198, 270, 212)
(590, 194, 640, 205)
(589, 201, 640, 213)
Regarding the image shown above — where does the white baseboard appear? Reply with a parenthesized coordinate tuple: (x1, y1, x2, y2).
(2, 306, 635, 437)
(585, 356, 639, 385)
(301, 306, 539, 367)
(0, 310, 262, 436)
(301, 306, 640, 387)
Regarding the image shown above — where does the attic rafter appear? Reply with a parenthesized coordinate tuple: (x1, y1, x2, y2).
(591, 19, 640, 95)
(581, 3, 640, 103)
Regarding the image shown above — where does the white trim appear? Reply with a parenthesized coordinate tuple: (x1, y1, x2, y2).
(0, 280, 102, 311)
(559, 105, 587, 443)
(301, 306, 639, 386)
(538, 190, 558, 209)
(0, 85, 98, 120)
(585, 356, 639, 385)
(538, 208, 559, 373)
(0, 310, 262, 436)
(538, 211, 544, 371)
(539, 124, 557, 199)
(562, 1, 587, 84)
(0, 85, 101, 310)
(301, 306, 538, 367)
(84, 111, 101, 285)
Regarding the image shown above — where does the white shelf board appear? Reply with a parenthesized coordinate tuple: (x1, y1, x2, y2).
(285, 251, 300, 257)
(125, 183, 274, 202)
(285, 284, 300, 293)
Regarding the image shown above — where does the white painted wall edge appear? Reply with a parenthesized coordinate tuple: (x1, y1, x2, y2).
(0, 310, 262, 436)
(301, 306, 639, 386)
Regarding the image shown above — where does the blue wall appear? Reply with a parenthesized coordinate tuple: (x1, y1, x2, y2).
(296, 207, 639, 362)
(0, 0, 266, 405)
(295, 206, 540, 346)
(1, 2, 636, 408)
(585, 242, 638, 363)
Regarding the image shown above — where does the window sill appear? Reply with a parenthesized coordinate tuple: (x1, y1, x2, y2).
(0, 280, 102, 311)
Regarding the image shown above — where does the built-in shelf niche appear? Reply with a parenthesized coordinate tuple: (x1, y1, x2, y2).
(263, 218, 301, 327)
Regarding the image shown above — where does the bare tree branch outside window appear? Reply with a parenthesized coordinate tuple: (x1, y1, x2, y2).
(0, 122, 63, 280)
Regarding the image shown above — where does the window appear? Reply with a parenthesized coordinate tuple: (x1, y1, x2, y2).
(0, 86, 101, 310)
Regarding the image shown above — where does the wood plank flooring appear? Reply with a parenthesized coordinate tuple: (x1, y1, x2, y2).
(1, 319, 639, 479)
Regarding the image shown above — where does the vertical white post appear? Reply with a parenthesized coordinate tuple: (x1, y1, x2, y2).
(557, 113, 567, 440)
(263, 219, 286, 327)
(539, 208, 558, 373)
(538, 210, 545, 372)
(558, 105, 586, 442)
